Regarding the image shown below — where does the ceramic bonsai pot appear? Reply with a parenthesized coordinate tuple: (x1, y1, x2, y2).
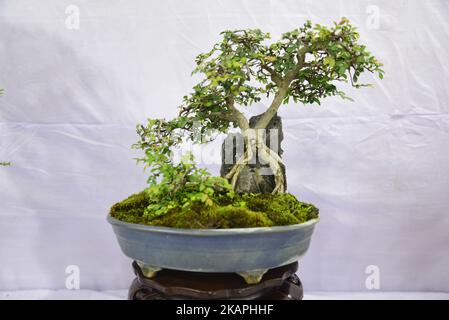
(108, 215, 319, 283)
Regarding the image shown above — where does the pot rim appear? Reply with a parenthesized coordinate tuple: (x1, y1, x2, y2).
(107, 215, 319, 236)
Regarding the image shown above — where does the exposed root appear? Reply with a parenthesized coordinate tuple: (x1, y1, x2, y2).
(226, 145, 253, 189)
(258, 143, 285, 193)
(226, 132, 285, 193)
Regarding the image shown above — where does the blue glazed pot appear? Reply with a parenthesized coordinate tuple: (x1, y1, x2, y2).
(108, 215, 319, 274)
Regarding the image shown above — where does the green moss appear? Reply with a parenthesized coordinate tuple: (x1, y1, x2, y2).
(110, 190, 319, 229)
(109, 191, 149, 225)
(215, 206, 274, 228)
(245, 193, 298, 225)
(245, 193, 319, 225)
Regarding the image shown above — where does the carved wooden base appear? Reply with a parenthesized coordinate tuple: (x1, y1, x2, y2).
(129, 261, 303, 300)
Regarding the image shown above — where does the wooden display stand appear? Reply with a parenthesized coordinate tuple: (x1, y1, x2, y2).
(129, 261, 303, 300)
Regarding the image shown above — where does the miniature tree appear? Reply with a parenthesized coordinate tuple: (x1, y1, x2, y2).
(139, 19, 382, 185)
(130, 18, 383, 222)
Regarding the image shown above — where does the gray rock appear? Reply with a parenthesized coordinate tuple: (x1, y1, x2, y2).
(220, 113, 287, 193)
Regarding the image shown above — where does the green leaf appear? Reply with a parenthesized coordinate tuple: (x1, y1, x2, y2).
(324, 56, 336, 68)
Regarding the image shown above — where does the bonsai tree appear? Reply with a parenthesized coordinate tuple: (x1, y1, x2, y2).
(111, 18, 383, 227)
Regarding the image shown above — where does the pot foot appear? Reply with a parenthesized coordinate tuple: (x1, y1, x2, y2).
(237, 269, 268, 284)
(136, 261, 161, 278)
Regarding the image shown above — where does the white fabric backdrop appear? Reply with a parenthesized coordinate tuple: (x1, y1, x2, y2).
(1, 0, 449, 292)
